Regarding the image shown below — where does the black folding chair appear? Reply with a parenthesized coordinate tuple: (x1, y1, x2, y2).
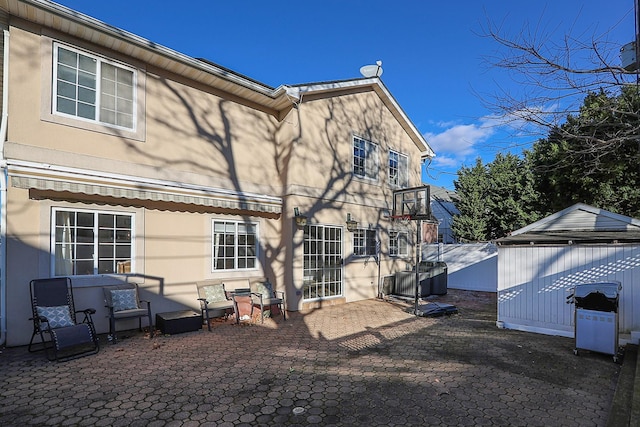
(28, 277, 99, 362)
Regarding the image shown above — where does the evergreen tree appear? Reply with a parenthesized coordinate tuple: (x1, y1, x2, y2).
(485, 153, 541, 239)
(451, 88, 640, 242)
(451, 158, 489, 242)
(452, 154, 541, 242)
(529, 86, 640, 218)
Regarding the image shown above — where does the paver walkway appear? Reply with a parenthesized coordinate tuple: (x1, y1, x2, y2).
(0, 290, 621, 426)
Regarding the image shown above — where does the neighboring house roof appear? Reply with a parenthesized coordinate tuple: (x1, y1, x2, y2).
(497, 203, 640, 245)
(4, 0, 433, 159)
(430, 185, 457, 203)
(429, 185, 459, 218)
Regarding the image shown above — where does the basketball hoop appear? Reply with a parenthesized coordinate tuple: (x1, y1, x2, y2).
(390, 214, 412, 228)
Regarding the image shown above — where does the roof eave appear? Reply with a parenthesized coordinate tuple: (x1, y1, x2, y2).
(6, 1, 433, 139)
(290, 78, 435, 157)
(8, 0, 295, 114)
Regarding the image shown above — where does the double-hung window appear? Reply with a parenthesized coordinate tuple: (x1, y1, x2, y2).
(353, 228, 377, 257)
(353, 136, 379, 180)
(389, 230, 409, 257)
(389, 150, 409, 188)
(52, 209, 133, 276)
(212, 220, 258, 271)
(54, 43, 136, 129)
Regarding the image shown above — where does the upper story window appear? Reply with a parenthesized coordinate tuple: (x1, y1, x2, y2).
(353, 136, 379, 180)
(389, 230, 409, 257)
(353, 228, 377, 257)
(52, 208, 134, 276)
(389, 150, 409, 188)
(54, 43, 136, 130)
(212, 220, 259, 271)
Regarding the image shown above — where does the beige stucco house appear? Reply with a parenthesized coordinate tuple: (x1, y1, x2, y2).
(0, 0, 434, 346)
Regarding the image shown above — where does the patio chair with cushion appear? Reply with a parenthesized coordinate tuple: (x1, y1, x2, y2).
(251, 279, 286, 323)
(103, 283, 153, 343)
(28, 277, 100, 362)
(196, 281, 235, 331)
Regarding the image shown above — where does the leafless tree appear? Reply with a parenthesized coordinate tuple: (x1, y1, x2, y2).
(479, 10, 640, 159)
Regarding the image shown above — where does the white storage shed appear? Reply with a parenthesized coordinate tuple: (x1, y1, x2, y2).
(497, 204, 640, 344)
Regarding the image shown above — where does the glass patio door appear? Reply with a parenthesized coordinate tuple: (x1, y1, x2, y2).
(303, 224, 343, 300)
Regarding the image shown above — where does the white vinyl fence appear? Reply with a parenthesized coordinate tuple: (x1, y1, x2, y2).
(422, 243, 497, 292)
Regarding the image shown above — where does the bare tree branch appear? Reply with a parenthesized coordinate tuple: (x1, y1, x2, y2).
(478, 12, 640, 166)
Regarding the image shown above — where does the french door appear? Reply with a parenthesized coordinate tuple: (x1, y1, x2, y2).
(302, 224, 343, 300)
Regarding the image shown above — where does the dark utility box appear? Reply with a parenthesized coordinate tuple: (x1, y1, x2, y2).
(156, 310, 201, 335)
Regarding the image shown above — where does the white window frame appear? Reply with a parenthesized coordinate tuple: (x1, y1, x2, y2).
(389, 230, 409, 257)
(353, 136, 379, 181)
(353, 228, 377, 257)
(212, 219, 260, 271)
(52, 42, 137, 131)
(389, 149, 409, 188)
(51, 208, 135, 276)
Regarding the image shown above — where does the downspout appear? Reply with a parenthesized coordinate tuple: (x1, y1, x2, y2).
(0, 29, 9, 346)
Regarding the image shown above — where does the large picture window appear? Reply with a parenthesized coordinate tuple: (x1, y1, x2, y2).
(353, 228, 377, 257)
(52, 209, 133, 276)
(212, 220, 258, 271)
(353, 136, 379, 180)
(54, 43, 136, 129)
(389, 150, 409, 188)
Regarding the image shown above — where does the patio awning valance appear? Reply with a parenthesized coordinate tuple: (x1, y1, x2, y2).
(11, 175, 282, 214)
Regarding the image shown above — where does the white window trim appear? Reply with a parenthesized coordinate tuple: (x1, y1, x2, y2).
(353, 227, 377, 258)
(352, 135, 379, 182)
(40, 37, 146, 142)
(52, 42, 138, 131)
(211, 219, 260, 272)
(389, 149, 409, 188)
(389, 230, 409, 257)
(50, 207, 135, 277)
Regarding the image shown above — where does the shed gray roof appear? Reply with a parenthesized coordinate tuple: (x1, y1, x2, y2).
(497, 203, 640, 245)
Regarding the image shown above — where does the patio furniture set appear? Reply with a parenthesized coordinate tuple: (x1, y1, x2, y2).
(27, 277, 285, 362)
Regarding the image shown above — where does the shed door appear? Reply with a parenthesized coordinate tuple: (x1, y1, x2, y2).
(303, 224, 343, 300)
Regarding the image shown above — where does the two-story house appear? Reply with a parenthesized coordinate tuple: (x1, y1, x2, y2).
(0, 0, 434, 346)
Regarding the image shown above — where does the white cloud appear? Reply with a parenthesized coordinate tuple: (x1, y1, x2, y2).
(422, 112, 548, 188)
(424, 121, 495, 157)
(430, 154, 460, 168)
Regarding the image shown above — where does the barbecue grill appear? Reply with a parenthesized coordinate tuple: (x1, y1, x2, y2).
(567, 281, 622, 363)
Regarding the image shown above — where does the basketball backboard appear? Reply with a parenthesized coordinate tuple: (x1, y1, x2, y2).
(392, 185, 430, 220)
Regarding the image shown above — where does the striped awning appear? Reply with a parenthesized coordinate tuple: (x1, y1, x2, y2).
(11, 175, 282, 214)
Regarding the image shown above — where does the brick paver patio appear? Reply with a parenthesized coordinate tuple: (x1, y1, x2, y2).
(0, 290, 621, 426)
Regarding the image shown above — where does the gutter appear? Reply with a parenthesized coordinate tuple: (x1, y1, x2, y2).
(24, 0, 284, 100)
(0, 29, 9, 346)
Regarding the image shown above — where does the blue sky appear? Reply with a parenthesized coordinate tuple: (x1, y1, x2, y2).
(54, 1, 636, 190)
